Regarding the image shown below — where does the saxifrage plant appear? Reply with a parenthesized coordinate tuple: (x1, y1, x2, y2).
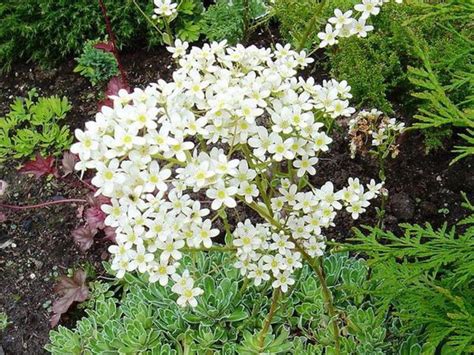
(70, 40, 384, 351)
(47, 252, 407, 353)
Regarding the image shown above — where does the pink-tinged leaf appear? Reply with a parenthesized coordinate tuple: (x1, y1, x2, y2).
(84, 206, 106, 230)
(0, 212, 7, 223)
(94, 41, 114, 53)
(99, 76, 130, 110)
(50, 269, 89, 327)
(103, 226, 116, 243)
(72, 225, 98, 252)
(105, 76, 130, 97)
(19, 154, 58, 179)
(61, 152, 78, 177)
(86, 194, 110, 208)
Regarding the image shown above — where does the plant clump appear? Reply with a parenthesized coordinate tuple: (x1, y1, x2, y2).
(71, 40, 382, 307)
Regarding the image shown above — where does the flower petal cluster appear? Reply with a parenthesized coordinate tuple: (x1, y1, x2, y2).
(318, 0, 403, 47)
(348, 109, 405, 159)
(233, 177, 382, 290)
(72, 40, 380, 305)
(153, 0, 177, 18)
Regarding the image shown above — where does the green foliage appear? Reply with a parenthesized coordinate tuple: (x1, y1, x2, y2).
(155, 0, 204, 43)
(0, 312, 9, 331)
(273, 0, 327, 50)
(0, 89, 72, 161)
(0, 0, 161, 71)
(348, 211, 474, 354)
(327, 2, 411, 113)
(201, 0, 268, 44)
(74, 40, 119, 86)
(407, 15, 474, 160)
(47, 252, 403, 354)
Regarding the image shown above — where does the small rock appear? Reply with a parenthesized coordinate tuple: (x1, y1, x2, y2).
(390, 192, 415, 220)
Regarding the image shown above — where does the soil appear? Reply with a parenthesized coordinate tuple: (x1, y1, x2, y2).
(0, 34, 473, 354)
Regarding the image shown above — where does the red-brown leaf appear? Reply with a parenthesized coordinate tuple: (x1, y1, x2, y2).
(103, 226, 117, 243)
(50, 269, 89, 327)
(84, 206, 106, 230)
(98, 76, 130, 110)
(19, 154, 58, 179)
(72, 225, 98, 251)
(94, 41, 114, 53)
(61, 151, 78, 177)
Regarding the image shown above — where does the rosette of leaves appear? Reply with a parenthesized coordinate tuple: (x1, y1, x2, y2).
(0, 89, 72, 161)
(47, 251, 411, 354)
(74, 39, 119, 86)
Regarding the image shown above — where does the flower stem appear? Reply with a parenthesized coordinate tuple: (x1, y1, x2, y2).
(258, 286, 281, 350)
(132, 0, 165, 36)
(98, 0, 128, 86)
(0, 199, 87, 211)
(296, 0, 328, 52)
(294, 245, 341, 354)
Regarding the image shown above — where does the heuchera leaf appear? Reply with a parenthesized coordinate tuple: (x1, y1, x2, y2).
(98, 76, 130, 110)
(103, 226, 116, 243)
(94, 41, 114, 53)
(61, 151, 78, 177)
(84, 206, 106, 230)
(19, 154, 58, 178)
(50, 269, 89, 327)
(72, 225, 98, 252)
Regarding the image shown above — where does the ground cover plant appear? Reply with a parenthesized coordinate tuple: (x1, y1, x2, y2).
(0, 0, 473, 354)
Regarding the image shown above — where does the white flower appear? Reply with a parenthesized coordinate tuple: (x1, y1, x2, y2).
(167, 39, 189, 58)
(71, 129, 98, 160)
(129, 244, 154, 273)
(328, 9, 353, 29)
(154, 0, 177, 17)
(158, 236, 185, 263)
(176, 286, 204, 307)
(239, 182, 259, 203)
(206, 182, 238, 210)
(149, 261, 177, 286)
(192, 219, 219, 248)
(318, 24, 339, 48)
(268, 134, 294, 161)
(354, 0, 381, 19)
(352, 18, 374, 38)
(293, 155, 318, 177)
(248, 261, 270, 286)
(272, 271, 295, 292)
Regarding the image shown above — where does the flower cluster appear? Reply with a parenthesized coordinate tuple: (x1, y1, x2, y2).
(71, 40, 380, 306)
(153, 0, 177, 18)
(233, 177, 382, 291)
(318, 0, 403, 47)
(348, 109, 405, 159)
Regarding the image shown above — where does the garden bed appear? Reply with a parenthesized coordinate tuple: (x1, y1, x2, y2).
(0, 1, 473, 353)
(1, 44, 472, 354)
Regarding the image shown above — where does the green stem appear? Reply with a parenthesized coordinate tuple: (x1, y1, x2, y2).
(291, 240, 341, 354)
(242, 0, 250, 42)
(296, 0, 328, 52)
(377, 154, 387, 228)
(132, 0, 164, 36)
(258, 286, 281, 350)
